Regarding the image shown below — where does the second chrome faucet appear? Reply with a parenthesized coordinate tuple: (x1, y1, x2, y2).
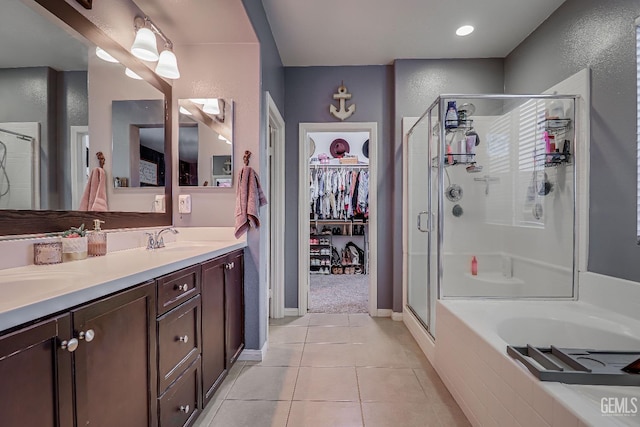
(146, 227, 179, 249)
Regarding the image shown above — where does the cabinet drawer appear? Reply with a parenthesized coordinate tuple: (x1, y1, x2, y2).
(157, 265, 200, 315)
(158, 296, 201, 393)
(158, 356, 200, 427)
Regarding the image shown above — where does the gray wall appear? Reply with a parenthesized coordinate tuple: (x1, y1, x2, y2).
(58, 71, 88, 209)
(283, 65, 394, 309)
(504, 0, 640, 282)
(241, 0, 284, 349)
(392, 59, 505, 311)
(0, 67, 57, 209)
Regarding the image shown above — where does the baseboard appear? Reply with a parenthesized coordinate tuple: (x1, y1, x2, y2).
(391, 311, 403, 321)
(238, 341, 268, 362)
(284, 308, 301, 316)
(375, 309, 392, 317)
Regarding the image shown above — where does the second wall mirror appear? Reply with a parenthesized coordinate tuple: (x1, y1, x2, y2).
(178, 98, 234, 187)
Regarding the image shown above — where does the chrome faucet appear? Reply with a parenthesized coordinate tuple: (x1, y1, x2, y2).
(145, 227, 179, 249)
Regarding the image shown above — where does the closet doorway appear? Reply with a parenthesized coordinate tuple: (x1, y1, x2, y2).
(298, 122, 378, 316)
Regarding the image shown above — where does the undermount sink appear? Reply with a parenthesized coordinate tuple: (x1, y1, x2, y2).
(152, 242, 216, 252)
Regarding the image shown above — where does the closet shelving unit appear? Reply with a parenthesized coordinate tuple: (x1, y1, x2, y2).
(309, 219, 368, 275)
(309, 162, 369, 275)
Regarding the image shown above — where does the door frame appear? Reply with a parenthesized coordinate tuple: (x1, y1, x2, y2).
(70, 125, 89, 209)
(266, 92, 286, 319)
(298, 122, 378, 316)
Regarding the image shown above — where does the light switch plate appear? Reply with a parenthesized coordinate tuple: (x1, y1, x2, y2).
(153, 195, 165, 213)
(178, 194, 191, 214)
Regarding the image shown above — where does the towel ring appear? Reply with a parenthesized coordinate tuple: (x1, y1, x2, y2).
(243, 150, 251, 166)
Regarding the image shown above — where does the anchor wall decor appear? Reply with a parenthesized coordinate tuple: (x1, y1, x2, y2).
(329, 82, 356, 121)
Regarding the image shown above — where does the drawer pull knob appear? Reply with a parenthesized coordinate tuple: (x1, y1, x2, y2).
(79, 329, 95, 342)
(60, 338, 79, 352)
(225, 262, 235, 270)
(178, 335, 189, 343)
(175, 284, 188, 292)
(179, 405, 190, 413)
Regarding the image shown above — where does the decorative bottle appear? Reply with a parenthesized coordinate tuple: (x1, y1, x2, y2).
(445, 101, 459, 129)
(471, 256, 478, 276)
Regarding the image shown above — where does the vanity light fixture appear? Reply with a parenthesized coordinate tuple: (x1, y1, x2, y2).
(456, 25, 474, 36)
(179, 106, 192, 115)
(125, 67, 143, 80)
(131, 19, 159, 61)
(189, 98, 207, 105)
(95, 47, 119, 63)
(203, 98, 220, 115)
(155, 44, 180, 79)
(218, 134, 231, 144)
(130, 16, 180, 79)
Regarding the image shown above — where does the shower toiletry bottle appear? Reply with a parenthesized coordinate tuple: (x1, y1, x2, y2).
(447, 144, 454, 165)
(445, 101, 458, 129)
(465, 134, 476, 163)
(88, 219, 107, 256)
(471, 256, 478, 276)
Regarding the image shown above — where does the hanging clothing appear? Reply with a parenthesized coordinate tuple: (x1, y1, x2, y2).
(309, 166, 369, 220)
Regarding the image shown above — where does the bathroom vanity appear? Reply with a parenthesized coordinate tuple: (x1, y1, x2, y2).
(0, 239, 245, 427)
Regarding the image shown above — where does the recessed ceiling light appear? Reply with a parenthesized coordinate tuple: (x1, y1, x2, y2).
(456, 25, 474, 37)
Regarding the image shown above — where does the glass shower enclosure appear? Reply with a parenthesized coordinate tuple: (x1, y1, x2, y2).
(405, 94, 578, 338)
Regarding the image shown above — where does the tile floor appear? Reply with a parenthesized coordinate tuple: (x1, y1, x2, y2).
(194, 313, 470, 427)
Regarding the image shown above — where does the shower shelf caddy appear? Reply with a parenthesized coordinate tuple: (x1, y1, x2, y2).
(537, 118, 572, 167)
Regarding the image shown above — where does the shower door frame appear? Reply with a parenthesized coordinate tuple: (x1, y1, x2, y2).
(404, 93, 581, 343)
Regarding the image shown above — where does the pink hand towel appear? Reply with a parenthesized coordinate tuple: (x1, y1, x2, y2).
(235, 166, 267, 238)
(79, 167, 109, 211)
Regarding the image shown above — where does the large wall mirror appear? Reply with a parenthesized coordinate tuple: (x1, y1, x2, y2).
(178, 98, 234, 187)
(0, 0, 173, 236)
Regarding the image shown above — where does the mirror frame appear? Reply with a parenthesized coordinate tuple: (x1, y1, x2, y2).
(0, 0, 173, 236)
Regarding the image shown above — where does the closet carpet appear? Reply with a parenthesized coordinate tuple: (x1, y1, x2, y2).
(309, 274, 368, 313)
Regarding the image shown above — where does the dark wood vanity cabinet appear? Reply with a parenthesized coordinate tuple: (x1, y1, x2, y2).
(0, 248, 244, 427)
(73, 282, 157, 427)
(0, 314, 74, 427)
(201, 256, 227, 405)
(225, 250, 245, 366)
(200, 249, 245, 406)
(0, 282, 157, 427)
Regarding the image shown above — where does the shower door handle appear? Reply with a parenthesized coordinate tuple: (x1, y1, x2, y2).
(417, 211, 430, 233)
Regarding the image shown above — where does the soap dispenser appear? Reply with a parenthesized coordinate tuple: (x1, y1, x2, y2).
(88, 219, 107, 256)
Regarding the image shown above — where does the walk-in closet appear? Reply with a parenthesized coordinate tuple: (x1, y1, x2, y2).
(307, 132, 370, 313)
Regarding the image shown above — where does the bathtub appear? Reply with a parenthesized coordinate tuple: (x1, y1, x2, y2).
(434, 299, 640, 426)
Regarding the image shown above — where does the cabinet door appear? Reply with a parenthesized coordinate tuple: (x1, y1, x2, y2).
(201, 256, 226, 405)
(73, 281, 157, 427)
(225, 250, 244, 366)
(0, 315, 73, 427)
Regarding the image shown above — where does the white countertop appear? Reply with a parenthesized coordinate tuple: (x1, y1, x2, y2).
(0, 238, 246, 332)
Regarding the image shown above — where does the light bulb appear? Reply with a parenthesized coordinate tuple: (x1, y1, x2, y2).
(96, 47, 119, 63)
(125, 68, 143, 80)
(456, 25, 474, 36)
(203, 99, 220, 115)
(155, 48, 180, 79)
(131, 27, 159, 61)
